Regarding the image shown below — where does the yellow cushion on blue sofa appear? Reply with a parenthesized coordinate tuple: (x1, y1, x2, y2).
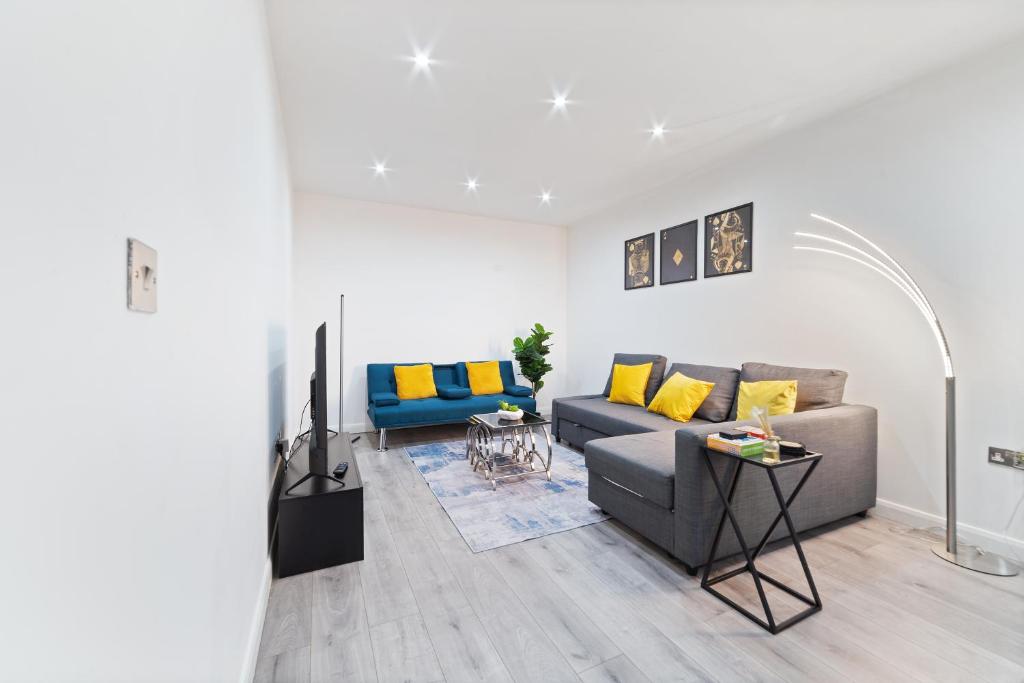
(394, 364, 437, 400)
(647, 372, 715, 422)
(466, 361, 504, 395)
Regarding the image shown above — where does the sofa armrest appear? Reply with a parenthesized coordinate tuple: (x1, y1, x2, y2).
(370, 391, 400, 407)
(550, 394, 605, 439)
(503, 384, 533, 398)
(552, 394, 605, 403)
(672, 404, 878, 567)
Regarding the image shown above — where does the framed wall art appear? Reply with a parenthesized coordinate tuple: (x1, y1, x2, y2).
(624, 233, 655, 290)
(660, 220, 698, 285)
(704, 202, 753, 278)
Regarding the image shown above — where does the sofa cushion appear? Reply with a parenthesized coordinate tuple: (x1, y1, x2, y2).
(739, 362, 847, 413)
(556, 396, 709, 437)
(608, 362, 653, 407)
(467, 360, 504, 395)
(503, 384, 533, 398)
(436, 385, 471, 399)
(370, 391, 400, 407)
(736, 380, 798, 419)
(602, 353, 668, 406)
(647, 372, 715, 423)
(585, 431, 678, 509)
(665, 363, 740, 422)
(394, 363, 438, 400)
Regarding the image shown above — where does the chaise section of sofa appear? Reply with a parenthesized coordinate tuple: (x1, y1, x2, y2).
(585, 430, 680, 550)
(673, 404, 877, 569)
(586, 404, 877, 572)
(560, 357, 877, 573)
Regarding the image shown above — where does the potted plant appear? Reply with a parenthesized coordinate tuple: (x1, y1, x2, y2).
(512, 323, 553, 398)
(497, 400, 524, 421)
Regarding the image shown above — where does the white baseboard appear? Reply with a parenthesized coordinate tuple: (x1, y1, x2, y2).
(874, 497, 1024, 560)
(240, 556, 273, 683)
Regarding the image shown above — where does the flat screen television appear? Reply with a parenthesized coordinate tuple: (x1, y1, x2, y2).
(308, 322, 328, 475)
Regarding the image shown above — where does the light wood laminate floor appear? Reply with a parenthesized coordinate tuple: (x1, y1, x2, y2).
(256, 424, 1024, 682)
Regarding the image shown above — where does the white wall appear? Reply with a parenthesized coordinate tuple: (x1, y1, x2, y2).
(290, 193, 567, 433)
(566, 38, 1024, 553)
(0, 2, 291, 680)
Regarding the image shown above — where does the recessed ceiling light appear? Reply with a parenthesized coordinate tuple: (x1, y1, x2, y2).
(538, 190, 553, 205)
(545, 88, 574, 114)
(464, 177, 479, 192)
(411, 50, 434, 72)
(648, 123, 667, 140)
(371, 160, 391, 177)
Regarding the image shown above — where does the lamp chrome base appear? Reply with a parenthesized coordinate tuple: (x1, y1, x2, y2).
(931, 543, 1019, 577)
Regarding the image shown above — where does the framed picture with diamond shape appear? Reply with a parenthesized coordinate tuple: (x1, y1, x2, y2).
(660, 220, 698, 285)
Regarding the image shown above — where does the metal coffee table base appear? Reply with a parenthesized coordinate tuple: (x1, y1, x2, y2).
(466, 420, 553, 490)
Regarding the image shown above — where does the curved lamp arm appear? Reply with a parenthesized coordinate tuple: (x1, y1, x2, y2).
(794, 214, 953, 378)
(793, 213, 1018, 576)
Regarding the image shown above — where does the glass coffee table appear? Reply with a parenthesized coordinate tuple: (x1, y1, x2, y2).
(465, 411, 553, 490)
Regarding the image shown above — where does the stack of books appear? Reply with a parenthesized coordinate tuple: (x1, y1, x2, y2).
(706, 432, 766, 457)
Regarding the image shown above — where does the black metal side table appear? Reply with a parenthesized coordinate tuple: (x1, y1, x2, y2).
(700, 445, 823, 634)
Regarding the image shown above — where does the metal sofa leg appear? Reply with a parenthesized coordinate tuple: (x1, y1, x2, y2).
(378, 428, 388, 452)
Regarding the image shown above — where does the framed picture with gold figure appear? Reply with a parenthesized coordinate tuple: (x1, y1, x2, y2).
(624, 233, 655, 290)
(660, 220, 698, 285)
(704, 202, 753, 278)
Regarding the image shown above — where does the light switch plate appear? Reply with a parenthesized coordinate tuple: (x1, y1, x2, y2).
(127, 238, 157, 313)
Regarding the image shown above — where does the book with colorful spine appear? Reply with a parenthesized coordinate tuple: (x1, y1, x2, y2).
(706, 433, 766, 457)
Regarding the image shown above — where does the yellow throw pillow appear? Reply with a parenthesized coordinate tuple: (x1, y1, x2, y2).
(394, 363, 437, 400)
(647, 372, 715, 423)
(607, 362, 653, 407)
(466, 360, 504, 396)
(736, 380, 798, 420)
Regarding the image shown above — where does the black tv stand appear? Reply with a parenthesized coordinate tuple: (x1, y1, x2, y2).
(276, 433, 363, 578)
(283, 470, 344, 496)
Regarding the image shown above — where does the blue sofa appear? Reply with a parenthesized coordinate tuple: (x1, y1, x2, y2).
(366, 360, 536, 450)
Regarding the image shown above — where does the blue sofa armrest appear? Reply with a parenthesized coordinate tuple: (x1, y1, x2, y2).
(504, 384, 533, 397)
(437, 384, 471, 399)
(370, 391, 400, 407)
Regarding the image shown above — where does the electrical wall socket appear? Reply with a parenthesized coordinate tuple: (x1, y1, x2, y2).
(989, 447, 1024, 470)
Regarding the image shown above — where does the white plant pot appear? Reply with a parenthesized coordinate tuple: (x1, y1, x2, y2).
(497, 409, 524, 421)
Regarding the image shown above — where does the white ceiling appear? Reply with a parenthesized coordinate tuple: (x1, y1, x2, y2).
(266, 1, 1024, 226)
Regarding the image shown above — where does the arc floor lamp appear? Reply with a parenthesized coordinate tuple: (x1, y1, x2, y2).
(795, 214, 1018, 577)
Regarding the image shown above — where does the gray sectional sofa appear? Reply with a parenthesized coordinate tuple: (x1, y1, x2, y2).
(552, 354, 877, 574)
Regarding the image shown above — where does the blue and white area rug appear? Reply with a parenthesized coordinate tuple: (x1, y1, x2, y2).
(404, 440, 609, 552)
